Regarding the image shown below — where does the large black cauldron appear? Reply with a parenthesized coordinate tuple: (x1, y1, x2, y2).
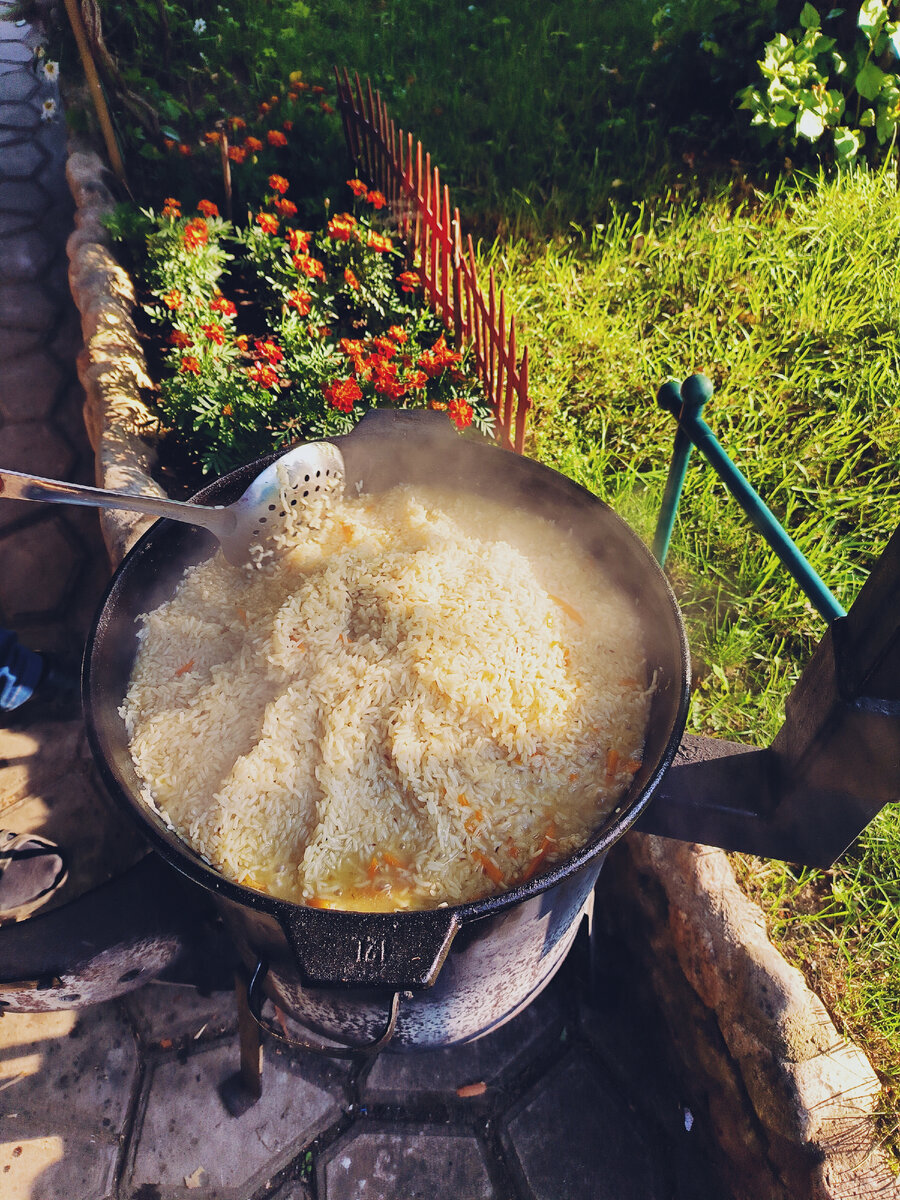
(85, 411, 689, 1049)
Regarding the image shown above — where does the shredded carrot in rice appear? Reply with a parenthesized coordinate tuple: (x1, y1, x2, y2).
(548, 594, 584, 625)
(472, 850, 504, 885)
(606, 748, 620, 779)
(174, 658, 195, 677)
(381, 850, 404, 870)
(522, 823, 557, 882)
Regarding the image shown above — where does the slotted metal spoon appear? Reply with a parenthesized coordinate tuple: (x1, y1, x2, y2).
(0, 441, 345, 565)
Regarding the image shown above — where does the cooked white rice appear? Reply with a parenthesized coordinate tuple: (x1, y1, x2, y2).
(122, 484, 652, 910)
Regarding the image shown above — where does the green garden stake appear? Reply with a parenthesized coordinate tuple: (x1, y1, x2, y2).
(652, 373, 845, 624)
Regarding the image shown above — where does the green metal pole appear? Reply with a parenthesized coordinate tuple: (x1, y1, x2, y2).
(654, 374, 845, 624)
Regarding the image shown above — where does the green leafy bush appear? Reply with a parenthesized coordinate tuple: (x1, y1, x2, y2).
(738, 1, 900, 165)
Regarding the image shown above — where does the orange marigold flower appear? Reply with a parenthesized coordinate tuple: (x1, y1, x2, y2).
(397, 270, 419, 292)
(387, 325, 408, 343)
(311, 85, 325, 95)
(449, 398, 474, 429)
(268, 174, 289, 194)
(164, 139, 177, 151)
(367, 189, 386, 210)
(180, 355, 201, 375)
(201, 322, 226, 345)
(347, 178, 368, 198)
(320, 101, 334, 114)
(209, 294, 236, 317)
(253, 339, 283, 365)
(259, 102, 271, 116)
(222, 404, 233, 416)
(339, 337, 365, 359)
(286, 228, 311, 253)
(287, 289, 311, 315)
(283, 119, 293, 132)
(274, 198, 297, 216)
(269, 94, 279, 105)
(327, 213, 356, 242)
(293, 254, 325, 281)
(243, 136, 263, 152)
(323, 377, 362, 413)
(202, 131, 221, 145)
(367, 231, 393, 253)
(163, 288, 183, 310)
(267, 129, 288, 146)
(406, 369, 428, 389)
(197, 199, 219, 217)
(256, 211, 279, 235)
(227, 145, 247, 163)
(234, 334, 250, 352)
(178, 143, 192, 157)
(182, 220, 209, 251)
(162, 197, 181, 218)
(169, 329, 192, 348)
(247, 362, 280, 388)
(229, 116, 247, 131)
(344, 267, 360, 290)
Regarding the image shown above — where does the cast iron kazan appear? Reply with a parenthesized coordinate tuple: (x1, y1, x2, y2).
(84, 410, 690, 1050)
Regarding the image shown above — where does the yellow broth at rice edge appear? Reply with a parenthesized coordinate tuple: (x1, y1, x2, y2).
(121, 485, 652, 911)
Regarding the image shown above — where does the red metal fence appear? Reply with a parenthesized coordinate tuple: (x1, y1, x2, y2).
(334, 68, 531, 454)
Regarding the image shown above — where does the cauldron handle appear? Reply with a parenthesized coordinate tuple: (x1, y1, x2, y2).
(245, 959, 401, 1058)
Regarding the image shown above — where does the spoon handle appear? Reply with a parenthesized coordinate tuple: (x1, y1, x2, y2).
(0, 468, 235, 538)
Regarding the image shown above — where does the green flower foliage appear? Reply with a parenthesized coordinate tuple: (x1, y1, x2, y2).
(739, 1, 900, 166)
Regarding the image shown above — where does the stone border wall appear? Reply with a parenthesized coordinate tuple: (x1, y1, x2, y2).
(64, 143, 899, 1200)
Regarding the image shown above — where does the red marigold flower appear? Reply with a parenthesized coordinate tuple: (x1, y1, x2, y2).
(162, 197, 181, 218)
(256, 211, 279, 235)
(169, 329, 192, 348)
(286, 228, 311, 253)
(274, 198, 297, 216)
(367, 231, 393, 253)
(367, 190, 386, 210)
(312, 85, 325, 95)
(163, 288, 183, 310)
(372, 336, 396, 357)
(268, 174, 289, 194)
(323, 377, 362, 413)
(244, 136, 263, 152)
(287, 289, 311, 315)
(339, 337, 365, 359)
(430, 400, 448, 411)
(178, 143, 192, 157)
(267, 129, 288, 146)
(201, 322, 226, 345)
(209, 294, 236, 317)
(406, 369, 428, 389)
(197, 199, 219, 217)
(344, 267, 360, 290)
(283, 120, 293, 132)
(387, 325, 408, 344)
(164, 139, 176, 151)
(327, 213, 356, 242)
(449, 399, 474, 429)
(419, 334, 461, 377)
(293, 254, 325, 281)
(259, 102, 271, 116)
(347, 178, 368, 198)
(247, 362, 280, 388)
(234, 334, 249, 352)
(253, 339, 283, 365)
(320, 101, 334, 114)
(180, 355, 201, 375)
(397, 270, 420, 292)
(227, 145, 247, 163)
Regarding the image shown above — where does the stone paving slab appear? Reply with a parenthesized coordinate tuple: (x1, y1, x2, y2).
(0, 1004, 139, 1200)
(127, 1036, 348, 1200)
(124, 980, 240, 1050)
(318, 1123, 498, 1200)
(500, 1050, 667, 1200)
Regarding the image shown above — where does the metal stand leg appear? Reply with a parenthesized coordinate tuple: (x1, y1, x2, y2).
(218, 967, 263, 1117)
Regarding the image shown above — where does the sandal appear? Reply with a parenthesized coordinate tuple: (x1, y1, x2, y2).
(0, 830, 68, 918)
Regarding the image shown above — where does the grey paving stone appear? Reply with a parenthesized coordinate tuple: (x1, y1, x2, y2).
(124, 981, 240, 1048)
(319, 1123, 498, 1200)
(363, 980, 564, 1106)
(1, 225, 56, 279)
(0, 420, 73, 484)
(0, 102, 40, 131)
(500, 1050, 666, 1200)
(0, 138, 45, 179)
(271, 1182, 313, 1200)
(0, 178, 47, 215)
(0, 68, 38, 102)
(0, 1003, 140, 1200)
(0, 347, 62, 419)
(0, 281, 58, 328)
(0, 36, 31, 62)
(128, 1037, 345, 1197)
(0, 512, 79, 618)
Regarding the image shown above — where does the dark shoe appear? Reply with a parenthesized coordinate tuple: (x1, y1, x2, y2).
(0, 830, 68, 919)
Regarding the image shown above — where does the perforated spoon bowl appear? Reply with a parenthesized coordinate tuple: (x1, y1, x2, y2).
(0, 441, 345, 565)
